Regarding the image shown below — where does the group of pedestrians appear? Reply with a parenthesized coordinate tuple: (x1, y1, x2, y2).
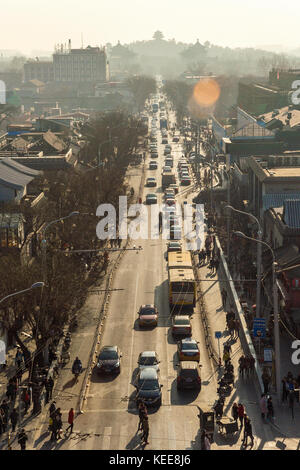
(259, 394, 274, 421)
(137, 402, 149, 445)
(238, 355, 255, 378)
(281, 372, 300, 404)
(231, 403, 254, 447)
(197, 234, 220, 277)
(49, 402, 74, 441)
(226, 310, 240, 339)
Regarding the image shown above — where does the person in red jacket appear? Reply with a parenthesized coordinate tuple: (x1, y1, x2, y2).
(237, 403, 245, 429)
(66, 408, 74, 434)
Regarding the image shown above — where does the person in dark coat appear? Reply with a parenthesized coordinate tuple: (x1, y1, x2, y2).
(242, 416, 254, 447)
(17, 428, 28, 450)
(231, 403, 238, 421)
(10, 408, 19, 432)
(221, 288, 227, 309)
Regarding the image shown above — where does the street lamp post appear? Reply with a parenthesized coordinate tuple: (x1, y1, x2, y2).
(234, 231, 281, 401)
(225, 205, 263, 318)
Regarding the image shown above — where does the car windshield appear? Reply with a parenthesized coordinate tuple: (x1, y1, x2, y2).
(99, 351, 118, 360)
(174, 319, 189, 325)
(140, 307, 156, 315)
(181, 343, 198, 350)
(139, 356, 158, 365)
(138, 379, 159, 390)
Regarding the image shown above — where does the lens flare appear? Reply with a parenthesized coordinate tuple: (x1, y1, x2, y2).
(193, 79, 220, 107)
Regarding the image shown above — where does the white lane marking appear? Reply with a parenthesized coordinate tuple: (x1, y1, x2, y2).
(118, 424, 129, 451)
(102, 426, 111, 450)
(168, 421, 177, 450)
(184, 421, 193, 449)
(127, 273, 139, 397)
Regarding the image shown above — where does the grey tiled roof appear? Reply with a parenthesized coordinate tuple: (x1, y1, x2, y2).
(263, 193, 300, 211)
(283, 199, 300, 228)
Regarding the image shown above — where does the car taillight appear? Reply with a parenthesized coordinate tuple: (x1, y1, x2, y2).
(197, 377, 201, 383)
(177, 376, 181, 382)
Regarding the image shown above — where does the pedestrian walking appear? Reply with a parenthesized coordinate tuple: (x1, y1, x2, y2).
(228, 319, 235, 338)
(205, 247, 211, 264)
(260, 394, 267, 420)
(17, 428, 28, 450)
(234, 319, 240, 339)
(6, 379, 16, 402)
(266, 396, 274, 420)
(223, 350, 230, 367)
(237, 403, 245, 429)
(15, 347, 23, 369)
(16, 367, 23, 386)
(1, 400, 9, 425)
(0, 410, 5, 435)
(242, 416, 254, 447)
(66, 408, 74, 434)
(214, 257, 220, 275)
(262, 369, 271, 395)
(221, 288, 227, 310)
(22, 389, 31, 414)
(10, 408, 19, 432)
(281, 378, 288, 403)
(231, 403, 238, 421)
(238, 356, 246, 378)
(198, 250, 203, 267)
(200, 429, 206, 450)
(141, 415, 149, 445)
(49, 401, 56, 418)
(138, 402, 147, 431)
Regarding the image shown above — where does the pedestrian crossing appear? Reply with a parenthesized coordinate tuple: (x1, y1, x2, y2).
(49, 418, 199, 451)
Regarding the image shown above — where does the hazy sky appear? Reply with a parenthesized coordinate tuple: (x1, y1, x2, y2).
(1, 0, 298, 55)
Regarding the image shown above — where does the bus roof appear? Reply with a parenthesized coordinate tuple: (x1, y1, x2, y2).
(168, 251, 193, 269)
(168, 268, 195, 282)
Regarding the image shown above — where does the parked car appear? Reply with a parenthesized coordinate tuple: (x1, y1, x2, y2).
(138, 351, 160, 371)
(165, 197, 175, 206)
(135, 368, 163, 407)
(177, 338, 200, 362)
(138, 304, 158, 327)
(151, 152, 159, 158)
(172, 316, 192, 337)
(162, 138, 168, 144)
(172, 137, 180, 142)
(176, 361, 201, 390)
(97, 345, 122, 375)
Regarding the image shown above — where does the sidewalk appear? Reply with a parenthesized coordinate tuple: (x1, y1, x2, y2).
(0, 158, 146, 450)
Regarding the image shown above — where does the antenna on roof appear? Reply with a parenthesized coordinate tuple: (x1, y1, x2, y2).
(81, 33, 84, 49)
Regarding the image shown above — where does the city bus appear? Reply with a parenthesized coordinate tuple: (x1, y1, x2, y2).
(167, 252, 196, 308)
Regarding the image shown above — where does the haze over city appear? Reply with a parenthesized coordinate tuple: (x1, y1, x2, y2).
(1, 0, 299, 54)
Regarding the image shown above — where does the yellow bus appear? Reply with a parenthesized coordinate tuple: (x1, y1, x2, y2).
(167, 251, 193, 269)
(167, 251, 196, 307)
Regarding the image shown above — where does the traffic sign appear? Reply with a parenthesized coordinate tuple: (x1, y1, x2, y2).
(264, 348, 273, 363)
(215, 331, 222, 339)
(253, 318, 266, 338)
